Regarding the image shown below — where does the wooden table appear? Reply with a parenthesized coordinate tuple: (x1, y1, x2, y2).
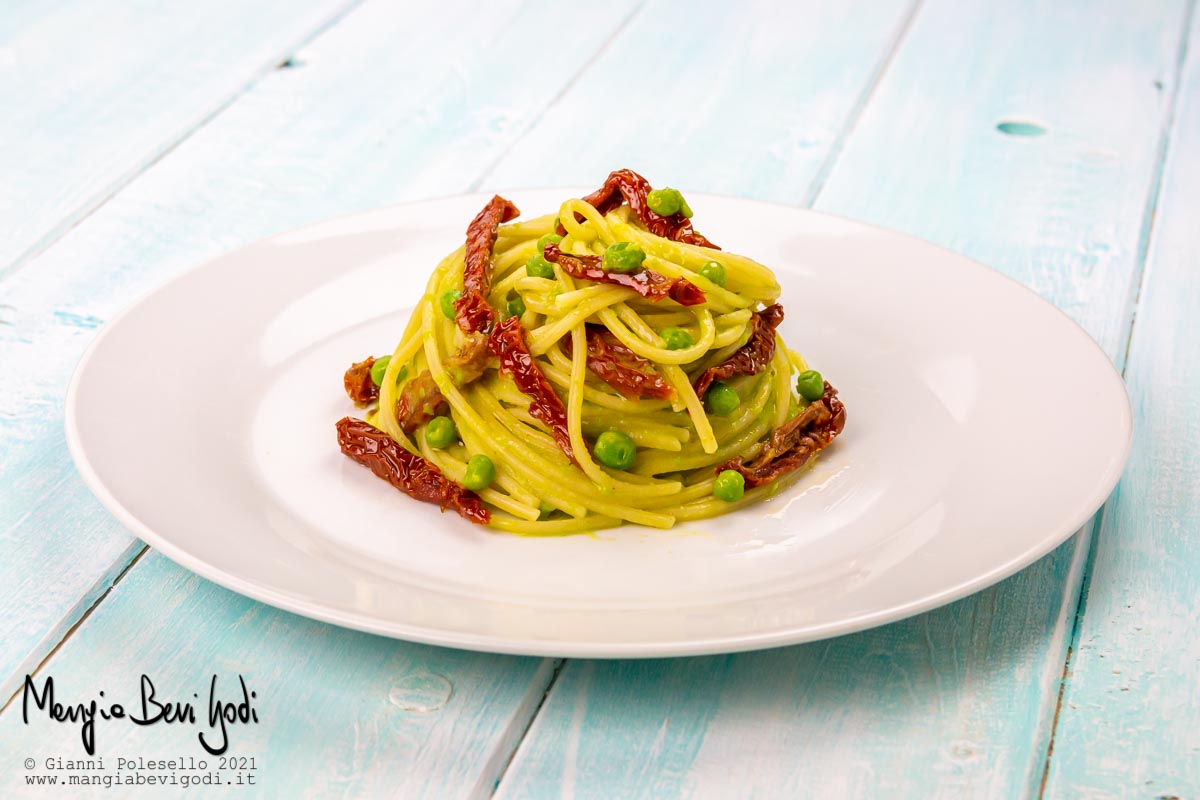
(2, 1, 1197, 797)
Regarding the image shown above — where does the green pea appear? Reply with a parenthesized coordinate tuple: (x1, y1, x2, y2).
(369, 355, 391, 387)
(537, 233, 563, 253)
(424, 416, 457, 449)
(705, 381, 740, 416)
(463, 454, 495, 491)
(646, 187, 683, 216)
(526, 253, 555, 279)
(796, 369, 824, 401)
(713, 469, 745, 502)
(593, 430, 637, 470)
(506, 293, 526, 319)
(698, 260, 726, 287)
(678, 196, 693, 218)
(661, 326, 694, 351)
(440, 289, 462, 319)
(603, 241, 646, 274)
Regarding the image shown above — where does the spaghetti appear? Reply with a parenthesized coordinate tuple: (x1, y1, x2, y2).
(337, 170, 845, 534)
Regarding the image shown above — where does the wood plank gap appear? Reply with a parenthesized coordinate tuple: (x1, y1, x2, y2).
(800, 0, 924, 207)
(0, 544, 148, 713)
(1037, 645, 1071, 800)
(1032, 516, 1102, 799)
(1117, 0, 1199, 372)
(466, 0, 648, 193)
(0, 0, 367, 286)
(482, 659, 567, 799)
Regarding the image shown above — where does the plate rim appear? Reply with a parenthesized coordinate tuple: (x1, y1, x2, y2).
(64, 188, 1134, 658)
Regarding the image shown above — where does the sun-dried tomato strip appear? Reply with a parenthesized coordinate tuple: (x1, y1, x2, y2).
(542, 244, 705, 306)
(717, 382, 845, 488)
(564, 328, 674, 400)
(692, 303, 785, 397)
(561, 169, 718, 249)
(488, 315, 574, 462)
(456, 195, 520, 333)
(337, 417, 490, 524)
(344, 357, 379, 407)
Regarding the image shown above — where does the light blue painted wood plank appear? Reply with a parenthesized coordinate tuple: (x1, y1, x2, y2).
(0, 0, 363, 280)
(0, 552, 557, 799)
(494, 1, 1191, 797)
(483, 0, 917, 200)
(1043, 8, 1200, 797)
(0, 0, 639, 700)
(814, 0, 1189, 358)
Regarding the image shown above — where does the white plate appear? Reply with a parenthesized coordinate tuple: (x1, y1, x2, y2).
(66, 190, 1132, 657)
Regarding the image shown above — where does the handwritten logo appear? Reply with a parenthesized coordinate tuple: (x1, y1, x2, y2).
(22, 674, 259, 756)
